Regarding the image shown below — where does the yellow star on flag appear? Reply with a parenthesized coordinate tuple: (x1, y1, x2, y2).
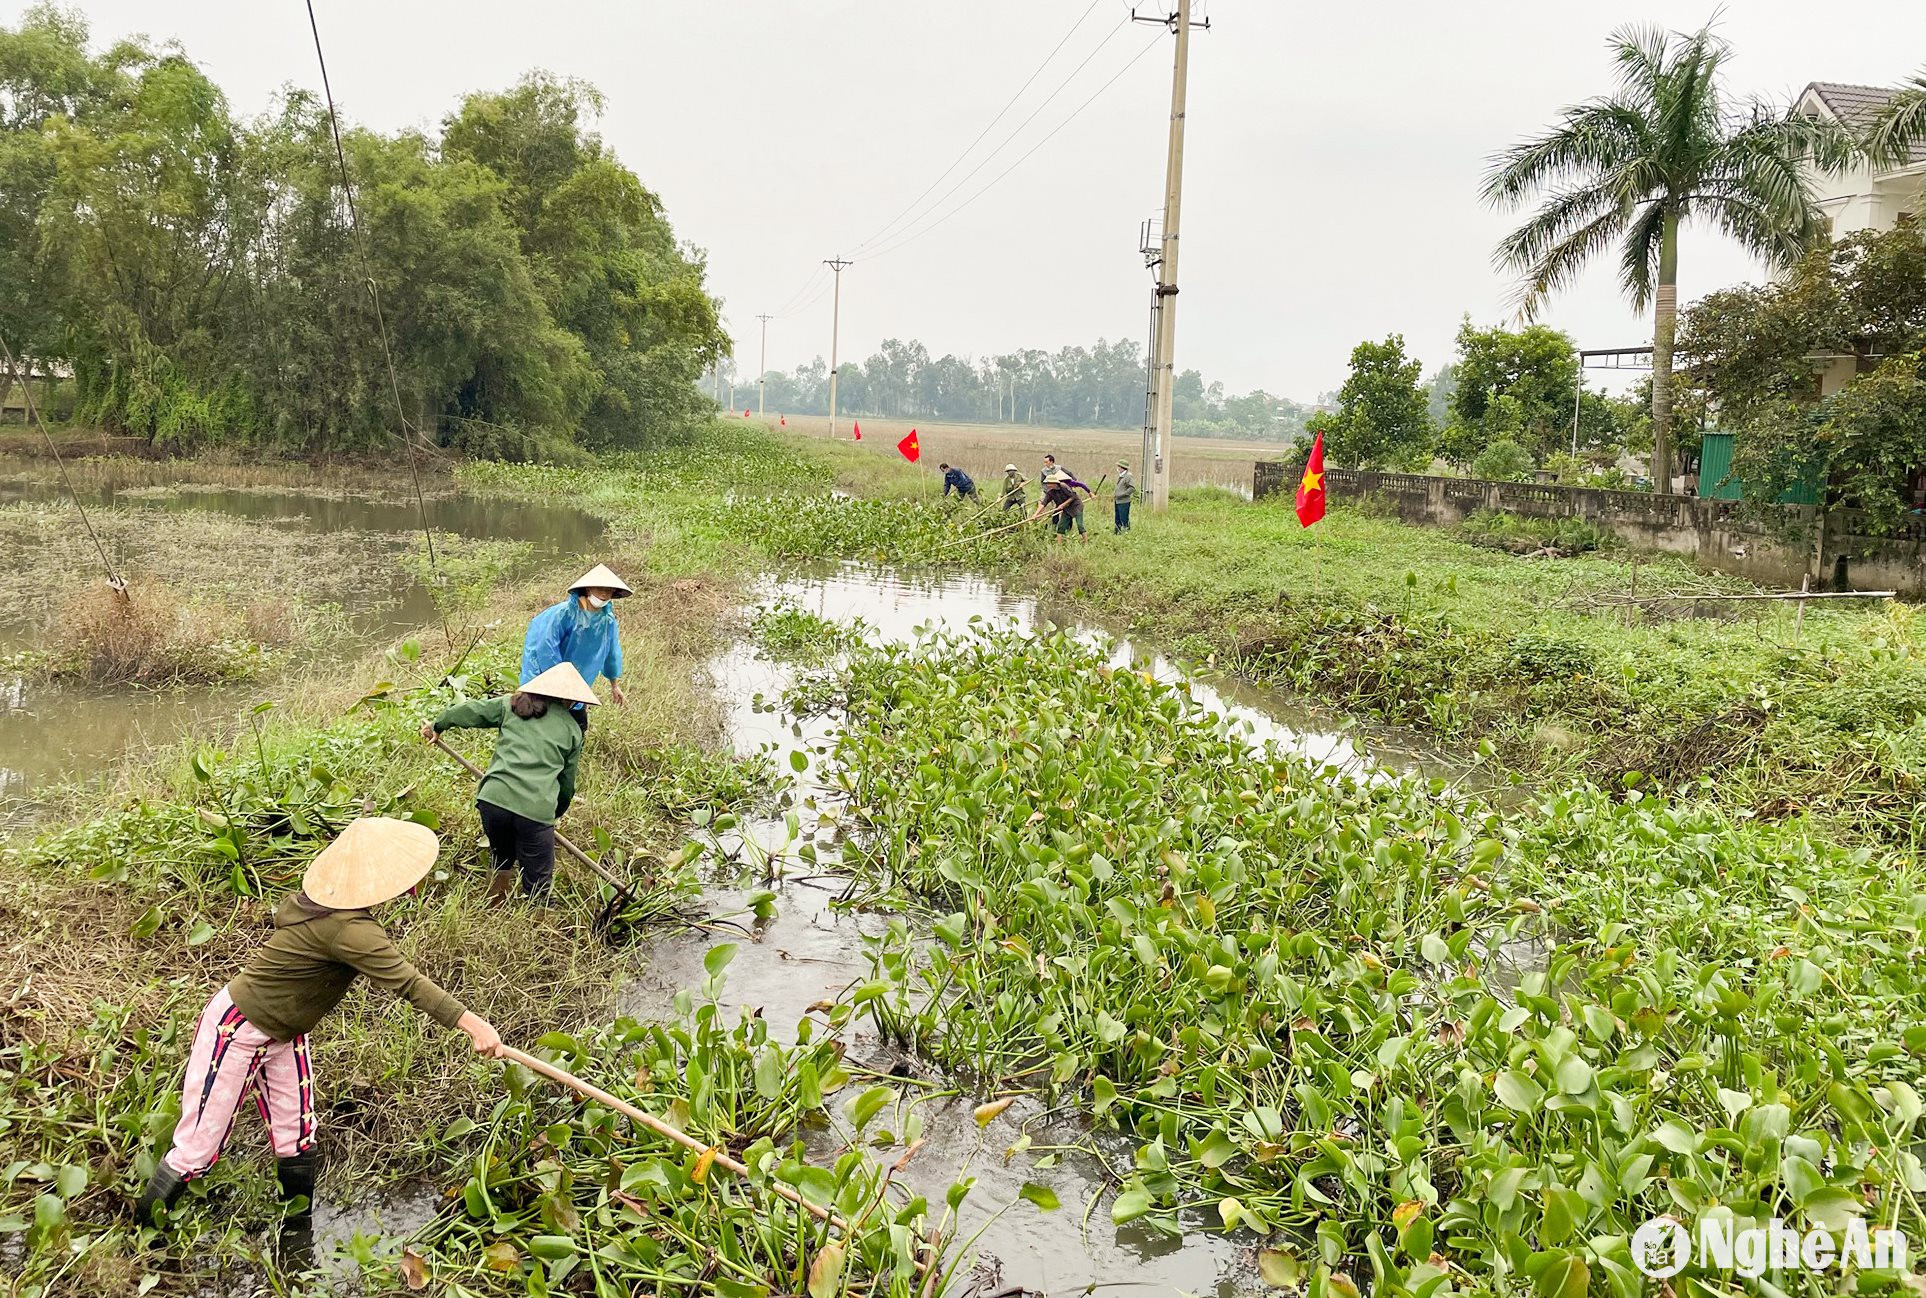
(1300, 468, 1322, 492)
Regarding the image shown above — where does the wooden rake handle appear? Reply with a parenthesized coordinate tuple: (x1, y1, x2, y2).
(497, 1045, 860, 1241)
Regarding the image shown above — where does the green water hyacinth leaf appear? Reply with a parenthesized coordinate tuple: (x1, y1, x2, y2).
(129, 907, 162, 939)
(754, 1048, 784, 1101)
(847, 1085, 894, 1132)
(704, 943, 738, 977)
(1018, 1183, 1060, 1211)
(528, 1235, 575, 1260)
(1420, 932, 1450, 967)
(1493, 1070, 1543, 1112)
(1110, 1186, 1152, 1224)
(1553, 1054, 1592, 1095)
(1534, 1255, 1588, 1298)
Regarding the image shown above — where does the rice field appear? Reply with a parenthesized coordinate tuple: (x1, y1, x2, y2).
(764, 414, 1281, 494)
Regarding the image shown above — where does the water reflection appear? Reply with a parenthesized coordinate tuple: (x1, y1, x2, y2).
(0, 470, 604, 825)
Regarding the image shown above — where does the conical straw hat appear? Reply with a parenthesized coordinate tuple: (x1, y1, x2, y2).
(522, 661, 602, 707)
(569, 564, 632, 598)
(303, 817, 440, 910)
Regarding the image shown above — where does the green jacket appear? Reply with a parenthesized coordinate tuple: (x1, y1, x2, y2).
(229, 893, 465, 1042)
(433, 695, 582, 825)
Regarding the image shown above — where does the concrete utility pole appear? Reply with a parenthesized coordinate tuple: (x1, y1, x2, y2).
(824, 258, 852, 438)
(756, 313, 772, 418)
(1135, 0, 1199, 512)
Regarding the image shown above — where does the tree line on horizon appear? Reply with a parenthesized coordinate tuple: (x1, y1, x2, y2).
(0, 6, 729, 458)
(705, 338, 1323, 443)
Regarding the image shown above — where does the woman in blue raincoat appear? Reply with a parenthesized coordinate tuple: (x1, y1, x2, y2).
(520, 564, 631, 730)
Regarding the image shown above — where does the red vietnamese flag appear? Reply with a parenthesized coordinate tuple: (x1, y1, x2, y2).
(1295, 430, 1327, 527)
(779, 414, 786, 426)
(852, 421, 862, 441)
(743, 408, 751, 418)
(897, 428, 920, 462)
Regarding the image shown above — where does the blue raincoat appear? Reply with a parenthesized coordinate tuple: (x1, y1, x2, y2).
(520, 593, 623, 705)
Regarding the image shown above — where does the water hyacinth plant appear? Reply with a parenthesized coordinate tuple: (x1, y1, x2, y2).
(821, 627, 1926, 1298)
(393, 954, 968, 1297)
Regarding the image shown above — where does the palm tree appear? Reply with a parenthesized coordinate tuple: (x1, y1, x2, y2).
(1867, 70, 1926, 169)
(1482, 24, 1852, 489)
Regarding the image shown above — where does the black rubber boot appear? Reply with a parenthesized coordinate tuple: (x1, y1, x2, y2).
(277, 1150, 317, 1216)
(135, 1163, 187, 1224)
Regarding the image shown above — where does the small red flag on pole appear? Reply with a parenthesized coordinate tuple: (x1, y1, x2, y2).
(743, 408, 751, 419)
(896, 428, 920, 463)
(853, 421, 862, 441)
(779, 414, 786, 427)
(1295, 430, 1327, 528)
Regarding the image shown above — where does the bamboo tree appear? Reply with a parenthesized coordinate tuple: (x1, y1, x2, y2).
(1482, 24, 1852, 490)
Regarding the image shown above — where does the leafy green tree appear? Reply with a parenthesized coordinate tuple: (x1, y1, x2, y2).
(1482, 23, 1853, 490)
(0, 4, 118, 370)
(1320, 334, 1432, 470)
(442, 74, 725, 448)
(1679, 224, 1926, 527)
(2, 11, 728, 455)
(1471, 437, 1535, 482)
(1444, 320, 1579, 461)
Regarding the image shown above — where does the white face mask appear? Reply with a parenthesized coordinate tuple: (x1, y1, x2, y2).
(586, 595, 609, 610)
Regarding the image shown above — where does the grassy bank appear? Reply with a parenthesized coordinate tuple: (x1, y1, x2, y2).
(0, 566, 753, 1292)
(467, 423, 1924, 849)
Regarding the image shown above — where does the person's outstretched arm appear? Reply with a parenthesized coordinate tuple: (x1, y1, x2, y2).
(422, 696, 507, 741)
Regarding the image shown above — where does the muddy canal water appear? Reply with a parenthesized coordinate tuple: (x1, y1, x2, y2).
(0, 469, 603, 826)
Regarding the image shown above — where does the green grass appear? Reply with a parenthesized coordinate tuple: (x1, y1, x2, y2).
(1026, 493, 1925, 847)
(467, 423, 1925, 849)
(0, 570, 756, 1293)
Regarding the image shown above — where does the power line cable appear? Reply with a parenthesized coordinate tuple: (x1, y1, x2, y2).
(844, 0, 1108, 257)
(0, 338, 124, 594)
(847, 15, 1132, 260)
(773, 262, 830, 318)
(860, 32, 1164, 263)
(303, 0, 447, 593)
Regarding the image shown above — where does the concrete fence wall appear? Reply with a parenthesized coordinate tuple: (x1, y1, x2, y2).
(1252, 461, 1926, 597)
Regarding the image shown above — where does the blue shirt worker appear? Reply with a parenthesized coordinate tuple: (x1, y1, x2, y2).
(939, 463, 980, 501)
(520, 563, 631, 731)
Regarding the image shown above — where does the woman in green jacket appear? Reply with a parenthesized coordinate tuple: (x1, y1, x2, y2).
(423, 661, 599, 901)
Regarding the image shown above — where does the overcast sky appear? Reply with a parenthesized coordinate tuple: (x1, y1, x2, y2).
(19, 0, 1926, 400)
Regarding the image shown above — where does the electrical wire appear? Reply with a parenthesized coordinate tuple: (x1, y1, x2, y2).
(0, 337, 124, 594)
(303, 0, 444, 574)
(847, 16, 1132, 261)
(304, 0, 454, 652)
(772, 262, 830, 319)
(859, 32, 1165, 264)
(843, 0, 1109, 258)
